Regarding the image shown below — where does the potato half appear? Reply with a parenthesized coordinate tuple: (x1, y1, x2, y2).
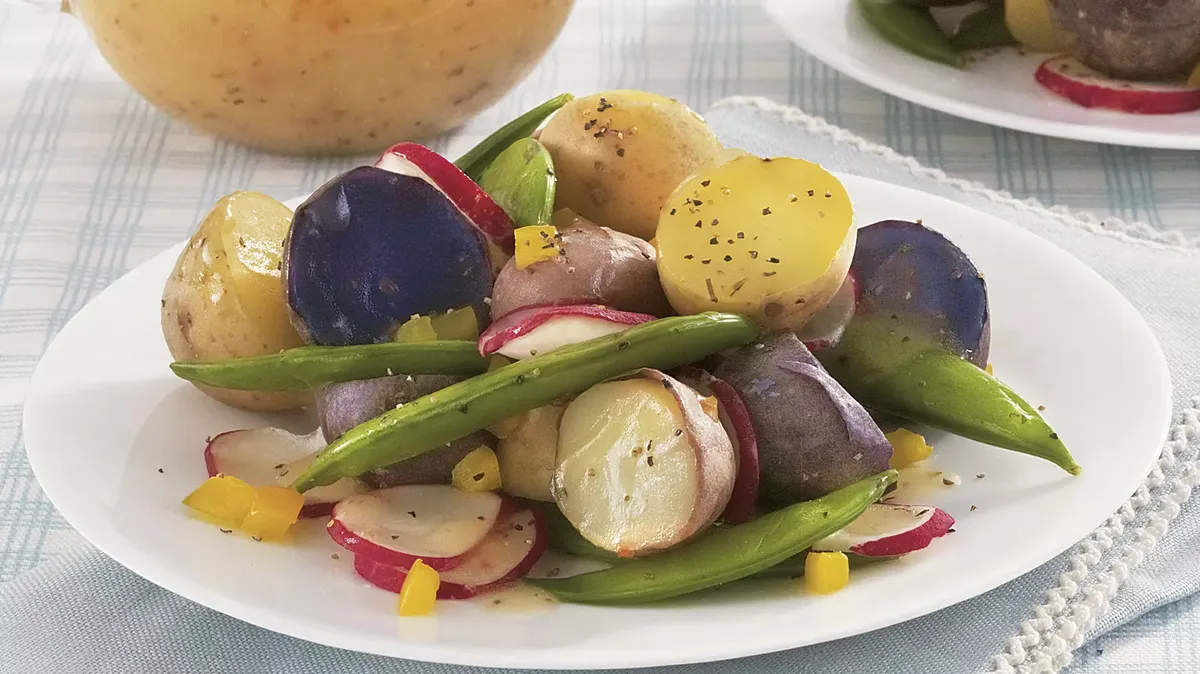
(161, 192, 306, 411)
(553, 369, 735, 557)
(655, 155, 856, 331)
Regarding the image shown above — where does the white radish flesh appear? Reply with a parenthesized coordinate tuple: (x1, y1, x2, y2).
(477, 304, 656, 359)
(204, 428, 367, 518)
(328, 484, 502, 570)
(553, 370, 735, 557)
(811, 503, 955, 557)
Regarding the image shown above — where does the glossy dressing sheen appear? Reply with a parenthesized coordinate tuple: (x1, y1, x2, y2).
(69, 0, 573, 153)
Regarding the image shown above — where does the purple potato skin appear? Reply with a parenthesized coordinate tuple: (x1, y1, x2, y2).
(853, 219, 989, 368)
(285, 166, 493, 346)
(316, 375, 492, 488)
(712, 332, 893, 505)
(489, 213, 673, 319)
(1047, 0, 1200, 79)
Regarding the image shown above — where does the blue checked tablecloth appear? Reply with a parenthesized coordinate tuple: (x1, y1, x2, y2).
(2, 2, 1200, 673)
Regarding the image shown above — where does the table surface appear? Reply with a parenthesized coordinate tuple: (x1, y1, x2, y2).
(1, 1, 1198, 672)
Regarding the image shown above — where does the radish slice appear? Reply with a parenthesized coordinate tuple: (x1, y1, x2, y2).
(328, 485, 502, 570)
(477, 304, 656, 359)
(354, 507, 547, 599)
(376, 143, 515, 267)
(1035, 56, 1200, 115)
(796, 272, 859, 352)
(707, 378, 760, 524)
(204, 428, 368, 519)
(811, 503, 955, 557)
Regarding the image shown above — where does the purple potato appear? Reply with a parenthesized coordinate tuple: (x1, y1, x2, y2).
(713, 331, 892, 505)
(316, 375, 493, 488)
(285, 166, 493, 346)
(853, 219, 989, 368)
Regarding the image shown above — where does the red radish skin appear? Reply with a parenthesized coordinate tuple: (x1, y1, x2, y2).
(796, 272, 859, 352)
(811, 503, 955, 557)
(477, 304, 656, 358)
(354, 507, 547, 599)
(707, 378, 760, 524)
(328, 485, 502, 571)
(203, 428, 367, 519)
(1035, 56, 1200, 115)
(376, 143, 515, 261)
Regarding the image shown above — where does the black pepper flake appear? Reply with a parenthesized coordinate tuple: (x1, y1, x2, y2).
(795, 298, 805, 304)
(647, 455, 655, 467)
(711, 218, 720, 226)
(947, 528, 957, 533)
(477, 516, 486, 521)
(597, 97, 612, 112)
(825, 192, 832, 198)
(670, 208, 676, 215)
(767, 257, 780, 263)
(457, 404, 469, 413)
(731, 278, 747, 295)
(584, 119, 597, 130)
(684, 254, 694, 260)
(821, 511, 829, 518)
(807, 189, 815, 196)
(515, 373, 526, 384)
(408, 510, 417, 517)
(1038, 405, 1046, 411)
(727, 238, 734, 245)
(616, 147, 625, 157)
(647, 439, 653, 451)
(695, 220, 703, 228)
(617, 340, 630, 350)
(701, 180, 711, 187)
(749, 250, 759, 259)
(702, 259, 712, 265)
(790, 195, 798, 202)
(514, 524, 524, 531)
(157, 468, 164, 474)
(709, 236, 719, 245)
(762, 207, 772, 215)
(331, 553, 340, 559)
(970, 505, 978, 511)
(901, 335, 911, 342)
(705, 278, 717, 302)
(493, 599, 502, 606)
(675, 429, 683, 436)
(220, 529, 232, 534)
(1049, 432, 1059, 440)
(540, 242, 556, 249)
(976, 473, 986, 479)
(252, 536, 263, 542)
(723, 255, 732, 262)
(691, 199, 703, 207)
(205, 436, 213, 444)
(558, 248, 567, 256)
(392, 535, 400, 540)
(736, 232, 744, 239)
(763, 271, 777, 277)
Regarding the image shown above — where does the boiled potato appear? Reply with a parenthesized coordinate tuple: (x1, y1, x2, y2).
(495, 402, 568, 502)
(655, 154, 856, 331)
(161, 192, 306, 411)
(539, 90, 724, 240)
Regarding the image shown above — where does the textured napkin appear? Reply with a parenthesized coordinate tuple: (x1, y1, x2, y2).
(5, 98, 1200, 674)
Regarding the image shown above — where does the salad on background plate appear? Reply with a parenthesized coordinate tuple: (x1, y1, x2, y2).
(161, 90, 1080, 615)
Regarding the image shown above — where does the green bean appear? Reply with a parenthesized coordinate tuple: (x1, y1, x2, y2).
(751, 552, 895, 579)
(169, 341, 488, 391)
(455, 94, 573, 182)
(950, 4, 1017, 51)
(857, 0, 965, 69)
(292, 313, 760, 492)
(528, 471, 897, 604)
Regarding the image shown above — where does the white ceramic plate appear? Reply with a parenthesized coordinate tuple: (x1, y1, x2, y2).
(24, 174, 1170, 669)
(764, 0, 1200, 150)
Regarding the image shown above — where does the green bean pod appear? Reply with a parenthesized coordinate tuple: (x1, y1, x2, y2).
(949, 4, 1017, 51)
(857, 0, 966, 69)
(292, 313, 761, 492)
(454, 93, 574, 182)
(528, 471, 898, 604)
(169, 341, 488, 391)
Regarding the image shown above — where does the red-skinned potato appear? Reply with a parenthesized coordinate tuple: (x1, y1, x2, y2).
(488, 211, 673, 319)
(493, 401, 567, 502)
(713, 331, 893, 505)
(316, 375, 494, 489)
(553, 369, 736, 557)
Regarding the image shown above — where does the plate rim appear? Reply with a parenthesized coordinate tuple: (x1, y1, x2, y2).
(763, 0, 1200, 151)
(22, 173, 1174, 669)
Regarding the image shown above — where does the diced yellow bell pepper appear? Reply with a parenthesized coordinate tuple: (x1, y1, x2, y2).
(514, 225, 560, 269)
(985, 363, 994, 376)
(451, 446, 503, 492)
(887, 428, 933, 469)
(241, 485, 305, 541)
(804, 551, 850, 594)
(428, 306, 479, 341)
(182, 475, 258, 528)
(394, 315, 438, 343)
(398, 559, 441, 616)
(1190, 64, 1200, 87)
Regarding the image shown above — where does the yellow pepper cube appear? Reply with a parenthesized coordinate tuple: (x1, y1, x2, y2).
(451, 446, 503, 492)
(429, 306, 479, 341)
(887, 428, 933, 469)
(985, 363, 994, 376)
(514, 226, 560, 269)
(394, 315, 438, 343)
(241, 485, 305, 541)
(804, 551, 850, 595)
(399, 559, 441, 616)
(182, 476, 258, 528)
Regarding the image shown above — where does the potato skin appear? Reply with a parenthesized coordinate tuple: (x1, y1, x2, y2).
(489, 212, 674, 319)
(1047, 0, 1200, 79)
(713, 332, 892, 505)
(316, 375, 491, 488)
(495, 402, 567, 502)
(539, 90, 724, 240)
(161, 199, 306, 412)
